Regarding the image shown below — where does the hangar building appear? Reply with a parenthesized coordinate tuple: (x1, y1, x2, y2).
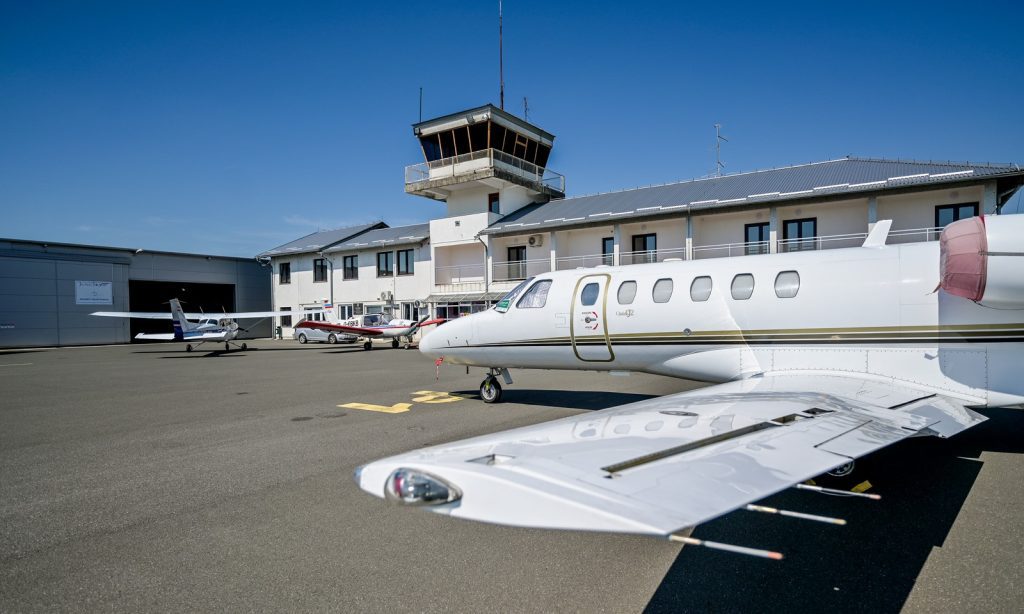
(0, 238, 271, 348)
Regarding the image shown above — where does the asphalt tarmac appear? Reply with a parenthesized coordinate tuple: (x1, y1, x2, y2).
(1, 341, 1022, 613)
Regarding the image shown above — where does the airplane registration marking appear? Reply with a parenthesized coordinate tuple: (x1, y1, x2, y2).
(338, 402, 413, 414)
(412, 391, 470, 404)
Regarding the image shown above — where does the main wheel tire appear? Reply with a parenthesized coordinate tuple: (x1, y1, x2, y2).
(404, 342, 412, 350)
(186, 344, 193, 352)
(241, 343, 248, 351)
(363, 340, 372, 351)
(480, 376, 502, 404)
(327, 334, 337, 344)
(297, 333, 307, 344)
(392, 338, 400, 349)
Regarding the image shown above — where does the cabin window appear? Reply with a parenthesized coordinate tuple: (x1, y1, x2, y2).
(580, 283, 600, 306)
(343, 255, 358, 280)
(278, 262, 291, 284)
(935, 203, 979, 227)
(652, 278, 674, 303)
(617, 281, 637, 304)
(731, 274, 755, 300)
(313, 258, 328, 283)
(690, 276, 713, 302)
(774, 271, 800, 298)
(517, 280, 552, 309)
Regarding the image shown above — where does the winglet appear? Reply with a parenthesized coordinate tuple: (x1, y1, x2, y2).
(862, 220, 892, 248)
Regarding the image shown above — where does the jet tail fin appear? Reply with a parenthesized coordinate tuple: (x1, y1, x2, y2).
(169, 299, 196, 339)
(862, 220, 892, 248)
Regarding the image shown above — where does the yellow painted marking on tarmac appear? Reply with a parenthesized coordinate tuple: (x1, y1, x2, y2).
(0, 363, 32, 367)
(851, 480, 873, 493)
(411, 390, 470, 404)
(338, 402, 413, 414)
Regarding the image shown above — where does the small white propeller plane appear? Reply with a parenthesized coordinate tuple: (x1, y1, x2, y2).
(92, 298, 320, 352)
(294, 313, 445, 350)
(354, 215, 1024, 558)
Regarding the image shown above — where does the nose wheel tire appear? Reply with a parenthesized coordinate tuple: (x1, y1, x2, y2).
(327, 334, 337, 344)
(363, 340, 373, 351)
(186, 344, 193, 352)
(392, 338, 400, 349)
(241, 343, 248, 351)
(480, 376, 503, 404)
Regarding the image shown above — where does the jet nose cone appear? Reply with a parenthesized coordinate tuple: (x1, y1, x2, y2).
(419, 327, 441, 356)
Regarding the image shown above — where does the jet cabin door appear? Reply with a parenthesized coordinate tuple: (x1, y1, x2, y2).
(570, 274, 614, 362)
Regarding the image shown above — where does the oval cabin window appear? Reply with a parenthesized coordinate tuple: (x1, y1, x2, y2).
(774, 271, 800, 298)
(580, 283, 600, 306)
(617, 281, 637, 304)
(690, 276, 713, 302)
(731, 274, 755, 300)
(652, 278, 674, 303)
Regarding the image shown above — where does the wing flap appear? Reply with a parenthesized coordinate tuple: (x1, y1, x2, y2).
(356, 374, 987, 535)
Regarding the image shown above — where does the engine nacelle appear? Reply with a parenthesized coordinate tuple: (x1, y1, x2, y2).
(940, 214, 1024, 309)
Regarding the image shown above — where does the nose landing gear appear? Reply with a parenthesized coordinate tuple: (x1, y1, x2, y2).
(479, 368, 513, 404)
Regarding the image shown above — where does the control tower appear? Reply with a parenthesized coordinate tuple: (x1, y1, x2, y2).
(406, 104, 564, 307)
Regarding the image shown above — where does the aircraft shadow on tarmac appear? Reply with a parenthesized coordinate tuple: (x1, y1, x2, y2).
(450, 388, 659, 411)
(644, 406, 1024, 614)
(0, 349, 47, 356)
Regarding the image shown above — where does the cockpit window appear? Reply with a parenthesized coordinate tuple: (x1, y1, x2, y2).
(580, 283, 600, 306)
(516, 280, 552, 309)
(494, 277, 534, 313)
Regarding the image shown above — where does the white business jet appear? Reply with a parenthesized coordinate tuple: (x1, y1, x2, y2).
(92, 298, 319, 352)
(294, 313, 444, 350)
(354, 215, 1024, 557)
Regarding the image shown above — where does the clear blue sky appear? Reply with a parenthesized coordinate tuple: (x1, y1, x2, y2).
(3, 0, 1022, 256)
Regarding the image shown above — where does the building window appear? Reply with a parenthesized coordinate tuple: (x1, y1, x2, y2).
(280, 307, 292, 328)
(517, 280, 552, 309)
(775, 271, 800, 298)
(602, 237, 614, 265)
(343, 255, 358, 280)
(376, 252, 393, 277)
(617, 281, 637, 304)
(935, 203, 979, 228)
(278, 262, 291, 284)
(782, 218, 817, 252)
(744, 222, 770, 255)
(507, 245, 527, 280)
(488, 193, 500, 214)
(397, 249, 414, 276)
(731, 274, 755, 300)
(652, 278, 674, 303)
(631, 233, 657, 264)
(690, 276, 713, 302)
(313, 258, 328, 283)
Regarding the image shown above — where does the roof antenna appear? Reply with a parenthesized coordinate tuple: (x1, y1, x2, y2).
(523, 96, 529, 121)
(419, 86, 423, 123)
(499, 0, 504, 110)
(715, 123, 728, 177)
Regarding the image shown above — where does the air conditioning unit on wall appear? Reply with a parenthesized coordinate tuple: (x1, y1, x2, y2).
(527, 234, 544, 248)
(379, 291, 393, 301)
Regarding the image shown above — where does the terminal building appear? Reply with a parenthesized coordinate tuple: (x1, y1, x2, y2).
(261, 103, 1024, 336)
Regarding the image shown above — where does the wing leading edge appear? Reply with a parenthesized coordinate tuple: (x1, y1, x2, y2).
(356, 374, 985, 536)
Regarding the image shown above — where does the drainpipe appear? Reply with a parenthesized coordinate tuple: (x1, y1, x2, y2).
(476, 235, 489, 300)
(318, 251, 335, 306)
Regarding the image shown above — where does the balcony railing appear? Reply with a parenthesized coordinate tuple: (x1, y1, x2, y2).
(492, 258, 552, 282)
(406, 148, 565, 194)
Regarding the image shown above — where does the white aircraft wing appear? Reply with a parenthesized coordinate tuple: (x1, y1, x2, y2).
(356, 374, 986, 536)
(134, 331, 225, 340)
(91, 308, 323, 320)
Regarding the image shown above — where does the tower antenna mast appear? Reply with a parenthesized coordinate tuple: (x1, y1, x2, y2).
(715, 123, 728, 177)
(499, 0, 505, 110)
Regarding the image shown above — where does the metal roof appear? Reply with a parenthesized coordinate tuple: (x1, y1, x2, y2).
(482, 157, 1023, 236)
(258, 222, 386, 257)
(325, 223, 431, 253)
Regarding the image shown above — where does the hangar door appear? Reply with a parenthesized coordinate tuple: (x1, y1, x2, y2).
(128, 280, 235, 341)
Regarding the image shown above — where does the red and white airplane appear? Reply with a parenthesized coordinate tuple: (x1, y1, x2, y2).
(294, 313, 445, 350)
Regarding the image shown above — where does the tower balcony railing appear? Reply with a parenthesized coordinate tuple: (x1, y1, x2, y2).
(491, 258, 553, 282)
(406, 148, 565, 194)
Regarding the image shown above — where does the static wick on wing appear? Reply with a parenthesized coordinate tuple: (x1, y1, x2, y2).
(668, 534, 784, 560)
(795, 483, 882, 500)
(744, 504, 847, 525)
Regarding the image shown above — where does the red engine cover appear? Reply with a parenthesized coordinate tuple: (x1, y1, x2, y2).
(939, 216, 987, 302)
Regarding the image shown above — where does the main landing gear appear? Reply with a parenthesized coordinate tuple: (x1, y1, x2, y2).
(480, 368, 513, 404)
(363, 340, 373, 351)
(185, 340, 247, 353)
(392, 338, 400, 349)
